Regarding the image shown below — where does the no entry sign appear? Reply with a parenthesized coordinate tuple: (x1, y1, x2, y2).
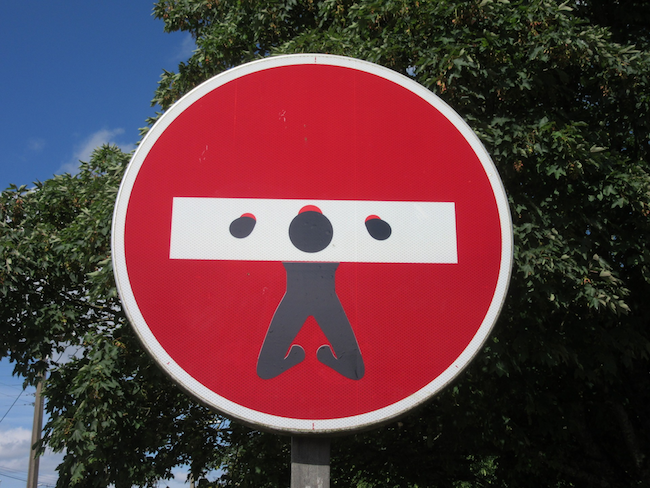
(112, 54, 512, 434)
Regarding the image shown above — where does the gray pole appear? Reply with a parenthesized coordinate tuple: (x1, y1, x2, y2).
(291, 436, 331, 488)
(26, 375, 45, 488)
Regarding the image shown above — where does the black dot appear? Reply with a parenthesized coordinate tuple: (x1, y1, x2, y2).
(230, 216, 256, 238)
(289, 211, 333, 252)
(365, 218, 391, 240)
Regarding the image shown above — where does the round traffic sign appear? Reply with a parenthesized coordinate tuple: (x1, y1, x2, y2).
(112, 54, 512, 434)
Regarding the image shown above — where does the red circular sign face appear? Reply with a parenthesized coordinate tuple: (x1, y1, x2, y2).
(112, 55, 512, 433)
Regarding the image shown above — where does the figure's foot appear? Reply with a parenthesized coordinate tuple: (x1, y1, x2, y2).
(257, 345, 305, 379)
(317, 345, 365, 380)
(285, 344, 306, 365)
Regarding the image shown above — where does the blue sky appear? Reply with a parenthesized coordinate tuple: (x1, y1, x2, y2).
(0, 2, 197, 486)
(1, 1, 194, 190)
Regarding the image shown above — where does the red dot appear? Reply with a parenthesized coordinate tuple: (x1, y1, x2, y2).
(241, 213, 256, 220)
(365, 215, 380, 222)
(299, 205, 322, 214)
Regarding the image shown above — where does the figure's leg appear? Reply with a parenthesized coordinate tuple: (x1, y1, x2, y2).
(315, 299, 365, 380)
(257, 295, 307, 379)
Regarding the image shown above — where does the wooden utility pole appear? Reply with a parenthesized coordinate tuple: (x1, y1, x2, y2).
(26, 374, 45, 488)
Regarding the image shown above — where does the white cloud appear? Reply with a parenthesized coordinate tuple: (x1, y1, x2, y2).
(58, 128, 135, 176)
(0, 428, 200, 487)
(155, 466, 222, 487)
(27, 138, 46, 153)
(0, 429, 202, 487)
(0, 428, 63, 487)
(166, 469, 191, 487)
(171, 33, 195, 63)
(72, 127, 125, 162)
(0, 427, 30, 466)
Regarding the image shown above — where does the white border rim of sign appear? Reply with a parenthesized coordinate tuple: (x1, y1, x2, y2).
(112, 53, 513, 434)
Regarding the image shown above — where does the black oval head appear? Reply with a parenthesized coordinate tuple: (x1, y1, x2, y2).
(230, 215, 256, 238)
(365, 217, 391, 240)
(289, 210, 333, 253)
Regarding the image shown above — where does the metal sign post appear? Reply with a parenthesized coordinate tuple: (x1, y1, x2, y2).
(291, 437, 331, 488)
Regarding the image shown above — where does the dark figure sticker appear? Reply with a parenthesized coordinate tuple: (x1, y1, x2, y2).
(229, 205, 392, 380)
(229, 213, 256, 238)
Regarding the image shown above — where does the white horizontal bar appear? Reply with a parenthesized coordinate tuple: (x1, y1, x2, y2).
(169, 198, 457, 264)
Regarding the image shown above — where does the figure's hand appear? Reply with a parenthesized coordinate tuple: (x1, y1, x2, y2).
(365, 215, 391, 240)
(230, 213, 256, 238)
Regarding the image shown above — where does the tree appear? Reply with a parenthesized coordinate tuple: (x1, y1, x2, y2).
(572, 0, 650, 48)
(1, 149, 231, 487)
(2, 0, 649, 486)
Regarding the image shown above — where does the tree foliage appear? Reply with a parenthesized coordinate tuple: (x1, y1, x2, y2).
(2, 0, 650, 487)
(573, 0, 650, 48)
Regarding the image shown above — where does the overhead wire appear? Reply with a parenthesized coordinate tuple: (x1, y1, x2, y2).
(0, 463, 58, 486)
(0, 385, 25, 425)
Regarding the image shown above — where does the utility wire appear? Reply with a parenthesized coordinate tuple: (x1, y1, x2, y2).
(0, 468, 56, 487)
(0, 463, 58, 486)
(0, 464, 28, 479)
(0, 385, 25, 425)
(0, 468, 28, 482)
